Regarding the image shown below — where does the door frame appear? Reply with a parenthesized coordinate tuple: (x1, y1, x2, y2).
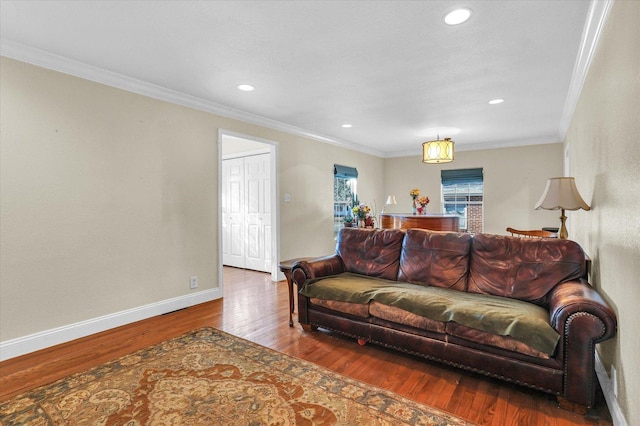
(218, 130, 281, 294)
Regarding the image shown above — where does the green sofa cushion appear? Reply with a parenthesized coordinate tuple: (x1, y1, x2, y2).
(301, 273, 560, 355)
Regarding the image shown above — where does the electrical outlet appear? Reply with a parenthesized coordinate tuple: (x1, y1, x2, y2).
(610, 365, 618, 397)
(190, 276, 198, 289)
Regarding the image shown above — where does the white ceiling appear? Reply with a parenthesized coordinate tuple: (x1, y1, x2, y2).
(0, 1, 608, 157)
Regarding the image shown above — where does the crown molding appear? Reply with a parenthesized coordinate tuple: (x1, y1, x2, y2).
(558, 0, 614, 139)
(0, 39, 384, 158)
(455, 136, 562, 152)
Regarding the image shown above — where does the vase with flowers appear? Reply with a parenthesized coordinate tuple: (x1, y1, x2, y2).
(352, 203, 372, 228)
(409, 188, 420, 214)
(416, 195, 430, 214)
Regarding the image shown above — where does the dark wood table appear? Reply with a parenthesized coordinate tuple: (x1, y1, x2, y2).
(380, 213, 460, 231)
(278, 257, 313, 326)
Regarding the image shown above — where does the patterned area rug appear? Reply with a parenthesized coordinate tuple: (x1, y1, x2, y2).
(0, 327, 471, 425)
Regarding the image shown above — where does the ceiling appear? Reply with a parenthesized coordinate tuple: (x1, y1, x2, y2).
(0, 1, 606, 157)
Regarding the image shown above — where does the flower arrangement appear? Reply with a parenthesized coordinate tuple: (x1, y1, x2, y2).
(417, 195, 430, 207)
(352, 203, 374, 227)
(416, 195, 430, 214)
(409, 189, 430, 214)
(352, 203, 371, 219)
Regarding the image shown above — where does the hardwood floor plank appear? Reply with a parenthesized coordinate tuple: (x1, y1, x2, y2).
(469, 379, 498, 425)
(0, 267, 613, 425)
(448, 378, 478, 420)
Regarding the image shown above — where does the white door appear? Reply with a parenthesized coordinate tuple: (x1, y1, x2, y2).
(222, 158, 245, 268)
(222, 153, 271, 273)
(245, 154, 271, 272)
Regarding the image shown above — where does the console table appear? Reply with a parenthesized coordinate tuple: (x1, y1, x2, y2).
(380, 213, 460, 231)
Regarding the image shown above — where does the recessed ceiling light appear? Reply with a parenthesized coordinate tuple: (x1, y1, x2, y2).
(237, 84, 255, 91)
(444, 8, 472, 25)
(488, 99, 504, 104)
(341, 124, 353, 128)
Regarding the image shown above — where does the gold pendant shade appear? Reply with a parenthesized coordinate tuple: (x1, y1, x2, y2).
(422, 137, 455, 164)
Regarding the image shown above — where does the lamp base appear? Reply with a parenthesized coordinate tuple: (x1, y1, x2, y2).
(559, 209, 568, 239)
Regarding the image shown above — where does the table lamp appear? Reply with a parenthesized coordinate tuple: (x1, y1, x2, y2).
(381, 195, 397, 214)
(535, 177, 590, 239)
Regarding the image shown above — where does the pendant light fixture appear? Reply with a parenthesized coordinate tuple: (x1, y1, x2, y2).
(422, 136, 455, 164)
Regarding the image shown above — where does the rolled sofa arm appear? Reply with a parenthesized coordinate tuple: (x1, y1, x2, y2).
(548, 279, 617, 338)
(291, 254, 345, 287)
(548, 279, 617, 408)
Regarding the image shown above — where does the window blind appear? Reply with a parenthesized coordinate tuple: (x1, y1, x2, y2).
(441, 168, 483, 185)
(334, 164, 358, 179)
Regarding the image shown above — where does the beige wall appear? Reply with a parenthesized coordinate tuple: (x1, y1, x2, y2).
(262, 129, 385, 261)
(0, 57, 220, 339)
(0, 56, 383, 342)
(564, 1, 640, 424)
(383, 144, 564, 235)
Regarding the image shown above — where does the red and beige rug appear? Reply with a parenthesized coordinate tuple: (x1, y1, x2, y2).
(0, 327, 471, 425)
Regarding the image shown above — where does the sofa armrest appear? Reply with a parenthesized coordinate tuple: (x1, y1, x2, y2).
(548, 279, 617, 338)
(548, 279, 617, 408)
(291, 254, 345, 287)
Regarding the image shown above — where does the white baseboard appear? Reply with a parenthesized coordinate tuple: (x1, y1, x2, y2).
(0, 288, 221, 362)
(595, 351, 628, 426)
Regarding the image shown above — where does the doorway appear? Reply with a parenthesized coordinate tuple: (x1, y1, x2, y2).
(219, 132, 279, 289)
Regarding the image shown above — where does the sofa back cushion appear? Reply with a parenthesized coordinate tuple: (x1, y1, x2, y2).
(337, 228, 405, 281)
(468, 233, 586, 303)
(398, 229, 472, 290)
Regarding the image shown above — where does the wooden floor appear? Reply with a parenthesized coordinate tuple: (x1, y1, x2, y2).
(0, 267, 612, 425)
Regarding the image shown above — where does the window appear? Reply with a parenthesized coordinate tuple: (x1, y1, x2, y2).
(441, 168, 483, 233)
(334, 164, 357, 237)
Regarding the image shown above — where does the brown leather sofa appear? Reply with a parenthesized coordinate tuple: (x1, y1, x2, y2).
(291, 228, 616, 411)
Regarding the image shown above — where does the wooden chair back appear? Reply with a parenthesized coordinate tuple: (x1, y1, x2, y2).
(506, 227, 558, 238)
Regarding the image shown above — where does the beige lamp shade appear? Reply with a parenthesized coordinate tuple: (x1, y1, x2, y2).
(535, 177, 590, 239)
(381, 195, 397, 215)
(422, 138, 454, 164)
(535, 177, 590, 211)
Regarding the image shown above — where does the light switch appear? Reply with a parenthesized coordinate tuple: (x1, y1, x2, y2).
(284, 193, 291, 203)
